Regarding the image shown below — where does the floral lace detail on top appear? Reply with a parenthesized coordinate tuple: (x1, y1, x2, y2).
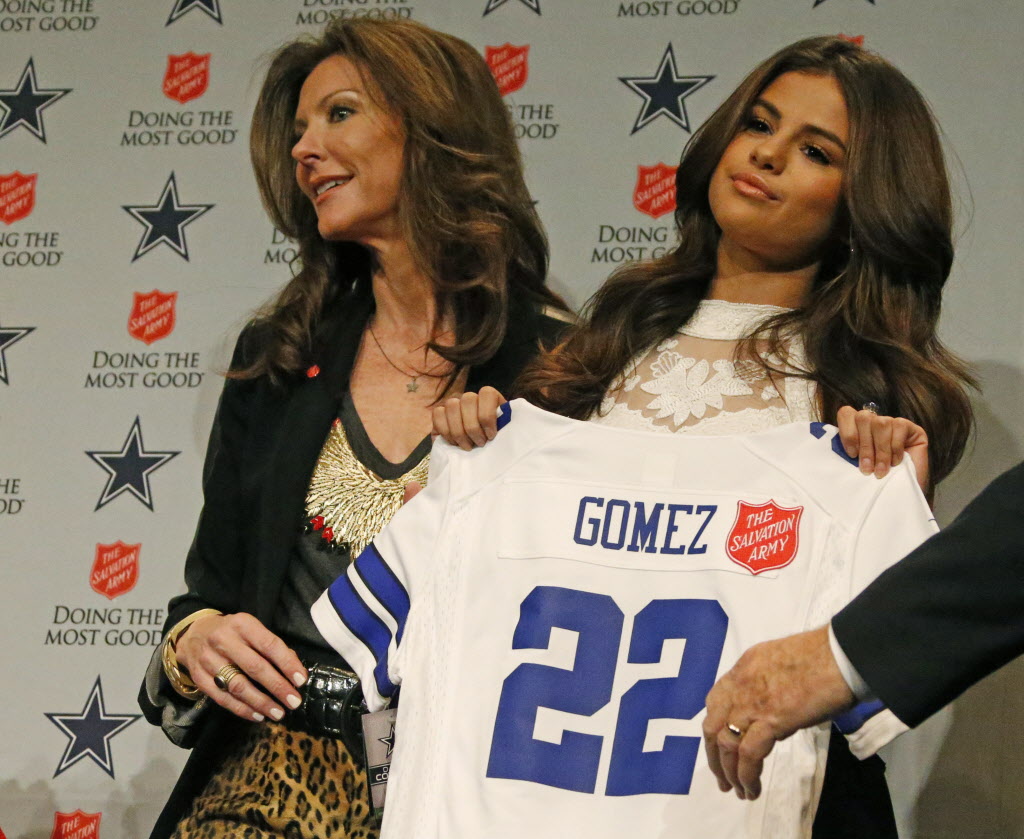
(593, 299, 817, 435)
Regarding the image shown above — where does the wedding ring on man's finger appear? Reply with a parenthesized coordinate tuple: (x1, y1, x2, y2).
(213, 664, 243, 691)
(726, 723, 745, 737)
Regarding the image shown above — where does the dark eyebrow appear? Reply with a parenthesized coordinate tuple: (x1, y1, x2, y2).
(318, 87, 360, 107)
(753, 97, 847, 152)
(293, 87, 361, 132)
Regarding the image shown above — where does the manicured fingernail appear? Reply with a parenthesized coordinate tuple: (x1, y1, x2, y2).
(252, 712, 265, 722)
(286, 694, 301, 709)
(860, 458, 873, 475)
(875, 463, 887, 478)
(293, 672, 306, 687)
(270, 707, 284, 721)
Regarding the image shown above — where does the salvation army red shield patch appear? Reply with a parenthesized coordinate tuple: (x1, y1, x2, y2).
(485, 44, 529, 97)
(51, 810, 101, 839)
(726, 499, 803, 575)
(90, 542, 140, 600)
(163, 52, 210, 104)
(633, 163, 677, 219)
(0, 171, 37, 225)
(127, 290, 177, 345)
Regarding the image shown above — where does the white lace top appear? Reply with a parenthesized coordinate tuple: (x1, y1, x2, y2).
(592, 299, 818, 435)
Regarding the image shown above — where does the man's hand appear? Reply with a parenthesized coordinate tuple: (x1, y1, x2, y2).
(701, 626, 857, 800)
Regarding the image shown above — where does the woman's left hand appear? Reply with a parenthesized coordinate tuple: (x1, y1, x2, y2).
(836, 406, 929, 492)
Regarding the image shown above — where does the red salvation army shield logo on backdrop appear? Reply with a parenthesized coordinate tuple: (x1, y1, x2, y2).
(91, 542, 140, 599)
(726, 500, 803, 575)
(485, 44, 529, 96)
(0, 171, 37, 225)
(838, 34, 865, 45)
(128, 290, 177, 344)
(163, 53, 210, 104)
(633, 163, 677, 219)
(51, 811, 101, 839)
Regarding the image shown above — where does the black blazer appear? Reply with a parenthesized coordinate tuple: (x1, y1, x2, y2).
(139, 288, 568, 838)
(834, 460, 1024, 727)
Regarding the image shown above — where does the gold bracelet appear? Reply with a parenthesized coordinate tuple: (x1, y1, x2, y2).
(162, 608, 223, 700)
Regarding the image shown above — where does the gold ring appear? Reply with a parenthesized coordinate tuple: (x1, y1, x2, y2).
(726, 723, 744, 737)
(213, 664, 243, 691)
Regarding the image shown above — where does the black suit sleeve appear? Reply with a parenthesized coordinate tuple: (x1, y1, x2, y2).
(167, 324, 266, 627)
(138, 324, 263, 730)
(833, 460, 1024, 727)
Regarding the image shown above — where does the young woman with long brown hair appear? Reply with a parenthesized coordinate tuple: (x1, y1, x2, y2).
(435, 35, 975, 835)
(139, 18, 569, 839)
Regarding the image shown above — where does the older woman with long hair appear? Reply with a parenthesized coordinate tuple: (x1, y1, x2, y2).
(436, 36, 975, 835)
(139, 18, 569, 839)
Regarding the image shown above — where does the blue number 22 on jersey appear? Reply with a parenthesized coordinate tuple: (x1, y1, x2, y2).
(486, 586, 728, 796)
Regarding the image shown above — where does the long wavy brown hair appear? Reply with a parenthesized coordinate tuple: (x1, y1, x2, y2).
(519, 36, 974, 485)
(242, 18, 563, 384)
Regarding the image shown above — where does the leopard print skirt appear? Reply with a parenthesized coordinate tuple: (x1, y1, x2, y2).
(172, 721, 378, 839)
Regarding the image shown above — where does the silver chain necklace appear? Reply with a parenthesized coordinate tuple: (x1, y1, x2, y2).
(367, 323, 444, 393)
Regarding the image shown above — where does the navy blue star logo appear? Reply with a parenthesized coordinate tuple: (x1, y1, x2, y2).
(0, 58, 71, 143)
(86, 416, 180, 511)
(483, 0, 541, 14)
(0, 322, 34, 385)
(123, 172, 213, 262)
(379, 722, 395, 758)
(166, 0, 222, 25)
(620, 45, 714, 134)
(45, 677, 141, 778)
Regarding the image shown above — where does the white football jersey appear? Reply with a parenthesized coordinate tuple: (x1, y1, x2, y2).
(312, 399, 936, 839)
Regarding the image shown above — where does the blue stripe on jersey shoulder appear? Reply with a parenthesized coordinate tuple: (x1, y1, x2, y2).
(809, 422, 859, 467)
(326, 570, 398, 700)
(496, 401, 512, 430)
(833, 699, 886, 734)
(354, 542, 411, 644)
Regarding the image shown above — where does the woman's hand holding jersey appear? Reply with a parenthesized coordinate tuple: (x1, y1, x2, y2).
(174, 611, 307, 723)
(836, 405, 930, 488)
(432, 386, 508, 450)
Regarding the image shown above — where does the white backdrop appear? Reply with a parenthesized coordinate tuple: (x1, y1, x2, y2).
(2, 1, 1022, 838)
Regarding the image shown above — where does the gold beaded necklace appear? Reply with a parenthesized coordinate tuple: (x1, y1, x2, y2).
(305, 417, 429, 556)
